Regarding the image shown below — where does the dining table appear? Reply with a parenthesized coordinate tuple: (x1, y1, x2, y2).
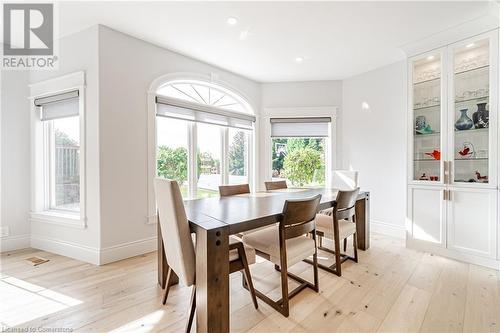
(157, 188, 370, 333)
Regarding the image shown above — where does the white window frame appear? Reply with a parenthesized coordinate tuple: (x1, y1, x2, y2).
(261, 106, 338, 190)
(29, 71, 86, 228)
(147, 73, 257, 224)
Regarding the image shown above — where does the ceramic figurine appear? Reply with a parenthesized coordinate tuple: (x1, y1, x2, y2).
(475, 171, 488, 183)
(472, 102, 489, 128)
(425, 150, 441, 160)
(419, 173, 429, 180)
(455, 109, 474, 131)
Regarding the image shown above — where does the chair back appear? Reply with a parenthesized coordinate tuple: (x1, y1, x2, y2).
(280, 194, 321, 239)
(332, 170, 358, 190)
(154, 178, 196, 287)
(219, 184, 250, 196)
(334, 188, 360, 220)
(265, 180, 288, 191)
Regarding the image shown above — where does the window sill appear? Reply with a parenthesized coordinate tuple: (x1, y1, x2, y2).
(30, 211, 87, 229)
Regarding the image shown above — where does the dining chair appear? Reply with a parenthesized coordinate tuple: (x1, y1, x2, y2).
(219, 184, 250, 196)
(155, 178, 258, 332)
(242, 195, 321, 317)
(309, 188, 360, 277)
(264, 180, 288, 191)
(316, 170, 358, 246)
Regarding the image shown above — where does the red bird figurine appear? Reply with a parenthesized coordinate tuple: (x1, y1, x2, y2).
(459, 147, 470, 156)
(425, 150, 441, 160)
(476, 171, 488, 181)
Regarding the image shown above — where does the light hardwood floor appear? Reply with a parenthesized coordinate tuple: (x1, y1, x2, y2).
(1, 233, 499, 332)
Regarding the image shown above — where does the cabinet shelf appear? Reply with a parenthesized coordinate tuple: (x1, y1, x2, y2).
(413, 104, 440, 111)
(454, 64, 489, 76)
(455, 96, 489, 104)
(415, 131, 440, 137)
(414, 159, 440, 162)
(454, 128, 489, 134)
(413, 77, 440, 86)
(454, 157, 488, 161)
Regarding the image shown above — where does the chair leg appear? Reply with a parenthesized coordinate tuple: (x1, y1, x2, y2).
(280, 259, 290, 317)
(186, 286, 196, 333)
(162, 267, 173, 305)
(353, 233, 358, 263)
(343, 238, 347, 252)
(238, 245, 258, 309)
(333, 234, 342, 277)
(312, 232, 319, 292)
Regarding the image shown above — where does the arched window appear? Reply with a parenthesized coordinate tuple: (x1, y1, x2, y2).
(157, 80, 252, 115)
(154, 79, 254, 200)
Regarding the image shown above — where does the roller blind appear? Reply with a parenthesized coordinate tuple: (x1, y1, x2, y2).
(156, 96, 255, 130)
(35, 90, 80, 121)
(270, 117, 331, 137)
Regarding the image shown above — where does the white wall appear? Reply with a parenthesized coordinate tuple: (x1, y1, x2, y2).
(341, 61, 407, 238)
(97, 26, 261, 260)
(28, 26, 102, 263)
(0, 71, 31, 251)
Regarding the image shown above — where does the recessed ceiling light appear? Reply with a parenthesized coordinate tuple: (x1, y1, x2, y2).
(427, 55, 435, 61)
(227, 17, 238, 26)
(466, 43, 475, 48)
(294, 56, 304, 63)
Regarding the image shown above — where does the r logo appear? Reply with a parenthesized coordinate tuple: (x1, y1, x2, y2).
(3, 3, 53, 55)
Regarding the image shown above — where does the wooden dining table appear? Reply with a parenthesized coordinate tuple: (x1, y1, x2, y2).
(157, 188, 370, 333)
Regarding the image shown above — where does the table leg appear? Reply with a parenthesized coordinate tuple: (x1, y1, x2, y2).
(355, 194, 370, 250)
(157, 220, 178, 288)
(195, 226, 230, 333)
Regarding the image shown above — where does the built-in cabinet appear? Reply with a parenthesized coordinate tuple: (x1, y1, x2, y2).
(407, 30, 499, 268)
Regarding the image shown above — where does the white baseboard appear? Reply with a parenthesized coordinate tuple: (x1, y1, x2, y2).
(407, 238, 500, 270)
(99, 236, 157, 265)
(30, 234, 99, 265)
(370, 220, 405, 239)
(0, 234, 30, 252)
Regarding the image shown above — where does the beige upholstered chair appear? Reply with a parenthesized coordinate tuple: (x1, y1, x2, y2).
(313, 188, 360, 276)
(155, 178, 258, 332)
(264, 180, 288, 191)
(242, 195, 321, 317)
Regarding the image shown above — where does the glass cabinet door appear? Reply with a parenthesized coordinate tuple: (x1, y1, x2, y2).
(412, 53, 443, 182)
(452, 38, 490, 184)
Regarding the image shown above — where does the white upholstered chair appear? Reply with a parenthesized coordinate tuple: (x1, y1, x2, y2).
(155, 178, 258, 332)
(242, 195, 321, 317)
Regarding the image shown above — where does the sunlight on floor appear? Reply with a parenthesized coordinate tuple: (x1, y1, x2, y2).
(0, 276, 82, 327)
(109, 310, 165, 333)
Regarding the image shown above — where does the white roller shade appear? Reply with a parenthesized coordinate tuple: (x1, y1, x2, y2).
(271, 117, 331, 137)
(156, 96, 255, 130)
(35, 90, 80, 121)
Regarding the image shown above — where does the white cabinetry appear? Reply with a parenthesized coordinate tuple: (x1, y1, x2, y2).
(407, 30, 500, 269)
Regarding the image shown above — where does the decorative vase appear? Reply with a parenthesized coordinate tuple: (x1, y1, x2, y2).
(455, 109, 474, 131)
(472, 102, 489, 129)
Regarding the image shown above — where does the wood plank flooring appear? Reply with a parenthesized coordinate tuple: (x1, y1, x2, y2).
(1, 233, 500, 332)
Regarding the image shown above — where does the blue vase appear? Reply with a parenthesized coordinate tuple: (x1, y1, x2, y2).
(455, 109, 474, 131)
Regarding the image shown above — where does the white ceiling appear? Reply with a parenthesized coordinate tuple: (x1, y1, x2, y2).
(59, 1, 497, 82)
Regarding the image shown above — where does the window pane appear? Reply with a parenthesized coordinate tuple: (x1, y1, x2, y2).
(51, 116, 80, 211)
(271, 138, 325, 187)
(197, 123, 221, 198)
(228, 128, 249, 185)
(156, 117, 189, 198)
